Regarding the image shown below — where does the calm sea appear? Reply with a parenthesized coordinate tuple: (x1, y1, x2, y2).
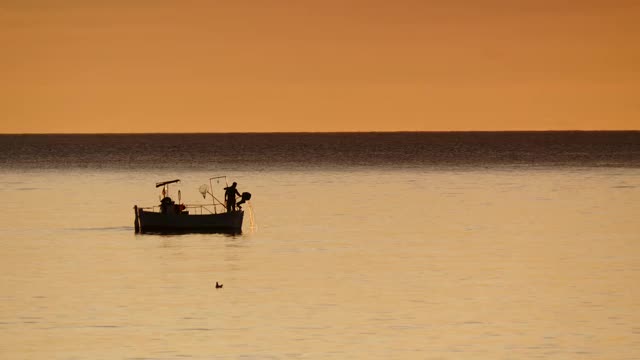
(1, 132, 639, 359)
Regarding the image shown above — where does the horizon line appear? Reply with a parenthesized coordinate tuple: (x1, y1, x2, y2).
(1, 129, 639, 136)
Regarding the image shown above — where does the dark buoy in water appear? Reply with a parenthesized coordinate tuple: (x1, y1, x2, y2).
(133, 205, 140, 233)
(215, 282, 223, 289)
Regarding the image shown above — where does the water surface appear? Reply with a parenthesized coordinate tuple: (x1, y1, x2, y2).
(1, 132, 639, 359)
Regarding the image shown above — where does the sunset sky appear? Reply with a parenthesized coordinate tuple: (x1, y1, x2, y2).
(1, 0, 639, 133)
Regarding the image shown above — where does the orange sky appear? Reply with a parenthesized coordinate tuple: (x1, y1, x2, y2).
(1, 0, 639, 133)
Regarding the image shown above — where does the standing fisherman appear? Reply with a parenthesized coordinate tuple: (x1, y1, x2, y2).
(224, 182, 241, 212)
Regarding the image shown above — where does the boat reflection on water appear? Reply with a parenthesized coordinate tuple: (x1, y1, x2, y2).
(133, 176, 252, 235)
(138, 228, 243, 236)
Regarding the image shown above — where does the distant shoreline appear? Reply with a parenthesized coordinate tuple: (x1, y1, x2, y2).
(1, 130, 639, 136)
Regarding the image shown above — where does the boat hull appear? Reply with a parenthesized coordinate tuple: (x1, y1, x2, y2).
(136, 209, 244, 234)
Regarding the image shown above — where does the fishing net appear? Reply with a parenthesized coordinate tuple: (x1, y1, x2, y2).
(198, 184, 208, 199)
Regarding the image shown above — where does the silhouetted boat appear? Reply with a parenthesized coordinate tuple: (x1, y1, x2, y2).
(133, 177, 250, 234)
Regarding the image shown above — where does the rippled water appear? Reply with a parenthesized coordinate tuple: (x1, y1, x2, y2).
(1, 133, 639, 359)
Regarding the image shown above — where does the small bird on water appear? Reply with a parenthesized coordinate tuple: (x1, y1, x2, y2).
(215, 282, 223, 289)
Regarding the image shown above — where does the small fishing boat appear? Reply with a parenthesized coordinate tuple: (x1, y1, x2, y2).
(133, 177, 252, 234)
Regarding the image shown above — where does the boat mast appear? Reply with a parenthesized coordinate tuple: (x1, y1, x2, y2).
(209, 176, 227, 206)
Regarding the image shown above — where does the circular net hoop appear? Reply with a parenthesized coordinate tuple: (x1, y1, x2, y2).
(198, 184, 208, 199)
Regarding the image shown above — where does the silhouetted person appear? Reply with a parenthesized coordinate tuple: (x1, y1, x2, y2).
(224, 182, 240, 212)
